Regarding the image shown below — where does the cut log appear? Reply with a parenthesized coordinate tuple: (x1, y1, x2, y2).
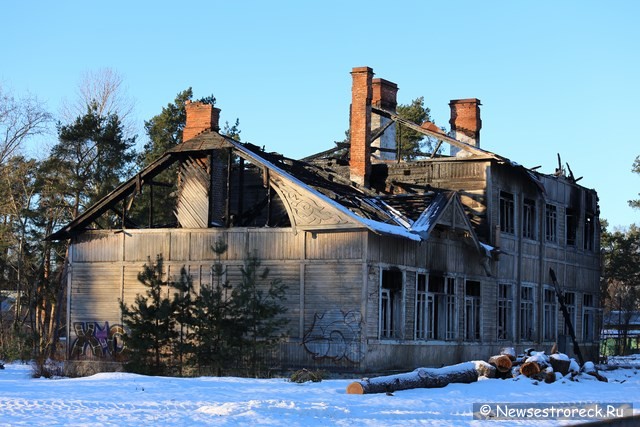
(544, 367, 556, 384)
(489, 355, 513, 373)
(550, 353, 571, 376)
(520, 361, 541, 378)
(346, 361, 495, 395)
(500, 347, 516, 361)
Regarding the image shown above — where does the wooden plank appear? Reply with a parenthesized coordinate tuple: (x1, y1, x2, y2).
(72, 232, 122, 262)
(305, 231, 364, 260)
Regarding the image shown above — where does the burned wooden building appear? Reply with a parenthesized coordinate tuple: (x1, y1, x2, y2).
(50, 66, 601, 372)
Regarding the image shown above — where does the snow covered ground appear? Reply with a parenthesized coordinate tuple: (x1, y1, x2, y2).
(0, 359, 638, 426)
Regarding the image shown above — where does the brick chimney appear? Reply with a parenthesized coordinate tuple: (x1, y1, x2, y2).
(183, 100, 221, 141)
(349, 66, 373, 187)
(371, 78, 398, 161)
(449, 98, 481, 156)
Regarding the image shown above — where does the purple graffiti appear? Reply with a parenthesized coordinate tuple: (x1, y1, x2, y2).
(71, 321, 125, 358)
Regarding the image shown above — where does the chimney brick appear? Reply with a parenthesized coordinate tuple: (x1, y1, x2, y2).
(183, 100, 220, 141)
(449, 98, 482, 148)
(350, 66, 374, 187)
(372, 78, 398, 111)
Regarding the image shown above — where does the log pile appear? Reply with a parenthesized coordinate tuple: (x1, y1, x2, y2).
(346, 347, 607, 395)
(493, 347, 608, 384)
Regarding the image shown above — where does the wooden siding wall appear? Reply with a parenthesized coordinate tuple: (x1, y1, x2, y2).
(68, 228, 368, 364)
(488, 164, 601, 346)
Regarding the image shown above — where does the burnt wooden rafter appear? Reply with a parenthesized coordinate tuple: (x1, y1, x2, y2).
(370, 119, 395, 144)
(47, 153, 177, 240)
(48, 132, 236, 240)
(371, 106, 499, 159)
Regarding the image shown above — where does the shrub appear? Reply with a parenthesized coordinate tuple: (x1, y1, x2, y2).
(289, 368, 326, 383)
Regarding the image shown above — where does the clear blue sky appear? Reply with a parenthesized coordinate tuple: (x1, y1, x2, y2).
(2, 1, 639, 228)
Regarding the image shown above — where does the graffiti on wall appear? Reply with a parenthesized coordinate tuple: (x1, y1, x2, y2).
(302, 309, 364, 363)
(71, 321, 126, 358)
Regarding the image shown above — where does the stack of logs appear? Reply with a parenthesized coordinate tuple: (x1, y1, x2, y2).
(488, 347, 608, 384)
(346, 348, 607, 395)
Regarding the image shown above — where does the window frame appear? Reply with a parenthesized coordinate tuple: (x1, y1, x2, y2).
(497, 283, 513, 341)
(424, 274, 457, 341)
(499, 191, 515, 235)
(522, 198, 536, 240)
(464, 280, 481, 342)
(520, 285, 535, 341)
(543, 287, 557, 342)
(379, 268, 404, 339)
(545, 203, 557, 243)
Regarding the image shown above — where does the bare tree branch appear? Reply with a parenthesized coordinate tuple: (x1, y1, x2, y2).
(60, 67, 137, 136)
(0, 86, 52, 165)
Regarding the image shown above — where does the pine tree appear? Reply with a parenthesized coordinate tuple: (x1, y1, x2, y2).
(232, 253, 288, 377)
(171, 266, 196, 376)
(191, 239, 236, 376)
(53, 102, 136, 218)
(120, 255, 176, 375)
(396, 96, 439, 160)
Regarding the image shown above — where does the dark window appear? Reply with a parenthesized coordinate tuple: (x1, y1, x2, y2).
(500, 191, 515, 234)
(497, 284, 513, 340)
(427, 274, 456, 340)
(566, 208, 577, 246)
(583, 293, 596, 341)
(564, 292, 576, 335)
(465, 281, 481, 341)
(584, 213, 595, 251)
(380, 269, 403, 339)
(545, 204, 557, 242)
(522, 199, 536, 240)
(543, 288, 556, 341)
(520, 286, 534, 340)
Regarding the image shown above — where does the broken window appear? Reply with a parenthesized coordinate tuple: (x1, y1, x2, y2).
(543, 288, 557, 341)
(497, 284, 513, 340)
(522, 198, 536, 240)
(582, 293, 597, 341)
(464, 281, 481, 341)
(499, 191, 515, 234)
(564, 291, 577, 335)
(520, 285, 535, 341)
(545, 204, 557, 243)
(584, 213, 595, 251)
(566, 208, 577, 246)
(380, 268, 403, 339)
(426, 274, 456, 340)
